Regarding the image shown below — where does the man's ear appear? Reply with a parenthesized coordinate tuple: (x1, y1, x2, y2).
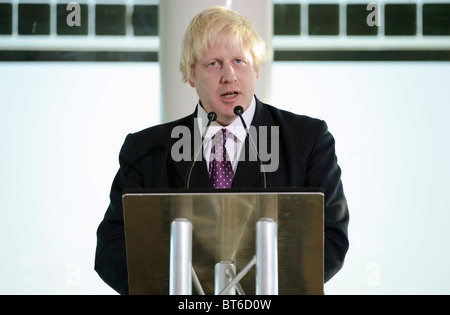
(189, 79, 195, 88)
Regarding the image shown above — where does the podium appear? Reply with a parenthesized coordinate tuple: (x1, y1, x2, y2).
(122, 188, 324, 295)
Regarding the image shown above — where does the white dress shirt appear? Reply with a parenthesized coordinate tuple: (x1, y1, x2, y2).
(196, 97, 256, 173)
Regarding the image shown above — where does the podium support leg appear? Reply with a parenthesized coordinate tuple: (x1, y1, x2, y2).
(256, 218, 278, 295)
(169, 218, 192, 295)
(214, 261, 236, 295)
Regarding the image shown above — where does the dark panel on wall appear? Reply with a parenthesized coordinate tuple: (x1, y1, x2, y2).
(18, 4, 50, 35)
(274, 4, 301, 35)
(385, 4, 417, 36)
(95, 5, 126, 36)
(309, 4, 339, 35)
(347, 4, 378, 36)
(57, 4, 89, 35)
(423, 4, 450, 36)
(0, 3, 12, 35)
(133, 5, 158, 36)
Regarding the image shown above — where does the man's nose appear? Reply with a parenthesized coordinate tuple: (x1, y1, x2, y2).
(221, 64, 237, 83)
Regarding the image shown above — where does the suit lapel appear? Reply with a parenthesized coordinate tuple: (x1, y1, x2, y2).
(171, 158, 211, 188)
(231, 145, 262, 187)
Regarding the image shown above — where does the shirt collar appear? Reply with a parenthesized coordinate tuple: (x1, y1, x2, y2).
(196, 96, 256, 143)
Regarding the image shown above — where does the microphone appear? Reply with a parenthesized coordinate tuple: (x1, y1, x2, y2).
(234, 106, 267, 188)
(185, 111, 217, 189)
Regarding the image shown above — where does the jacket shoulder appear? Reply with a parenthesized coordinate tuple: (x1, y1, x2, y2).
(118, 114, 193, 163)
(260, 101, 324, 130)
(127, 114, 192, 146)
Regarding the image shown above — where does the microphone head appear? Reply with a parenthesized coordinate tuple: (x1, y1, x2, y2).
(207, 111, 217, 121)
(234, 105, 244, 116)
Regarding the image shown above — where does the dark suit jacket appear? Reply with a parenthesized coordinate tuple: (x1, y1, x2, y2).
(95, 97, 349, 295)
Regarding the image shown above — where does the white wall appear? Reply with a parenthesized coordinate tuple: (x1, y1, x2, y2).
(0, 62, 160, 294)
(0, 61, 449, 294)
(272, 61, 450, 294)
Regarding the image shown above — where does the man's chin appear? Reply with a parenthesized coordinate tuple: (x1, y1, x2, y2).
(215, 112, 237, 126)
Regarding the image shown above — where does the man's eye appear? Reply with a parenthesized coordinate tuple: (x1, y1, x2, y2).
(209, 61, 218, 67)
(235, 59, 243, 64)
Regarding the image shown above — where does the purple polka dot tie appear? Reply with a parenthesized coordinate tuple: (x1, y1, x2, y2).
(209, 129, 234, 189)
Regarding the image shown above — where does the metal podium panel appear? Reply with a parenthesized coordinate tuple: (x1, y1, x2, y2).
(122, 189, 324, 295)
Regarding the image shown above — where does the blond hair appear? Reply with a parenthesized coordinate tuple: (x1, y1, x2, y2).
(179, 6, 266, 83)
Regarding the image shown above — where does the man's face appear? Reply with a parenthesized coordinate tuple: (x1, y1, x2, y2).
(189, 42, 259, 126)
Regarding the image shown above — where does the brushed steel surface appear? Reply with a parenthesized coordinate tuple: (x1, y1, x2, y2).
(123, 189, 324, 295)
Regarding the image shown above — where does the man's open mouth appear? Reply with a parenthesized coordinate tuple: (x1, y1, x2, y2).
(221, 91, 239, 99)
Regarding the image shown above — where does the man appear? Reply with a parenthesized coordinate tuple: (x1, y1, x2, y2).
(95, 6, 349, 295)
